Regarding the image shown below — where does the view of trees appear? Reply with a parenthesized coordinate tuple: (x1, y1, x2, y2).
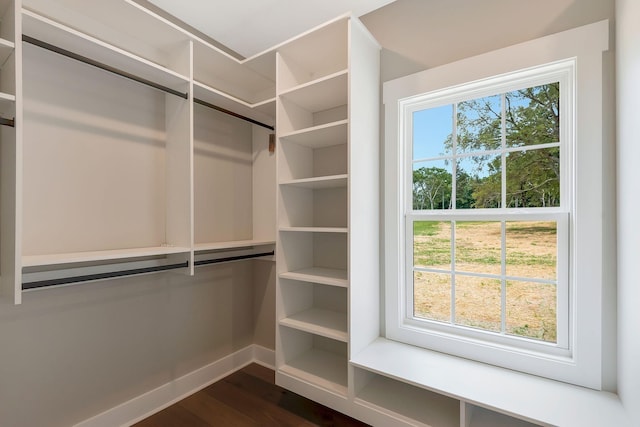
(413, 83, 560, 210)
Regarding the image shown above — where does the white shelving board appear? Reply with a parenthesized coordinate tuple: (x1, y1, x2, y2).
(22, 246, 191, 268)
(194, 239, 275, 252)
(355, 374, 461, 427)
(280, 174, 347, 189)
(279, 227, 347, 234)
(279, 347, 348, 396)
(22, 9, 190, 93)
(280, 308, 348, 342)
(280, 267, 348, 287)
(279, 70, 348, 112)
(279, 120, 348, 149)
(193, 81, 274, 128)
(0, 38, 14, 65)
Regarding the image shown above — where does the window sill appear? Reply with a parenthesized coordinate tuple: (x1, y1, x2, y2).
(350, 338, 629, 426)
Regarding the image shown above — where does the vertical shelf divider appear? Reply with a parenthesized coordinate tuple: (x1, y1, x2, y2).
(0, 0, 21, 304)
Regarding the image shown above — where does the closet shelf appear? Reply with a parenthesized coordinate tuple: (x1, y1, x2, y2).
(279, 348, 348, 396)
(280, 174, 348, 189)
(280, 267, 348, 287)
(194, 239, 275, 252)
(22, 9, 190, 94)
(278, 69, 348, 113)
(280, 227, 347, 234)
(279, 119, 348, 148)
(22, 246, 191, 268)
(193, 81, 275, 129)
(0, 38, 14, 65)
(280, 308, 348, 342)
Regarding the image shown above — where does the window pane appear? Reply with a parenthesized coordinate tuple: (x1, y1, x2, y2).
(506, 83, 560, 148)
(506, 147, 559, 208)
(506, 221, 557, 280)
(455, 221, 501, 275)
(414, 221, 451, 269)
(413, 160, 452, 210)
(413, 104, 453, 160)
(455, 276, 501, 332)
(456, 155, 501, 209)
(506, 280, 557, 343)
(456, 94, 502, 154)
(414, 271, 451, 322)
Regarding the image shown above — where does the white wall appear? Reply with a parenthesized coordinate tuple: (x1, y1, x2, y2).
(616, 0, 640, 423)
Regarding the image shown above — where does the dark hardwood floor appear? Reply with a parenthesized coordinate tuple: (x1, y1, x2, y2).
(134, 363, 370, 426)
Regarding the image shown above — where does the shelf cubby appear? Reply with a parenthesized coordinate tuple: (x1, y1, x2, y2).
(278, 327, 348, 396)
(464, 403, 542, 427)
(353, 368, 461, 427)
(276, 17, 348, 92)
(279, 134, 347, 181)
(279, 278, 347, 341)
(279, 231, 347, 275)
(279, 184, 347, 229)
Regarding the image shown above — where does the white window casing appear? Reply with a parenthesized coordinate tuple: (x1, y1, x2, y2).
(383, 20, 609, 389)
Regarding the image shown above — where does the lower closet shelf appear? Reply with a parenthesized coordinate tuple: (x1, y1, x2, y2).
(280, 308, 348, 342)
(279, 267, 348, 287)
(22, 246, 191, 268)
(279, 348, 348, 396)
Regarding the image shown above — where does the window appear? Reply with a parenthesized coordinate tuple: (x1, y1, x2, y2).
(405, 68, 570, 356)
(383, 21, 609, 390)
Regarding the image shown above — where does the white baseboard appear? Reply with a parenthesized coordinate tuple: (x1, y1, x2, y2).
(74, 345, 276, 427)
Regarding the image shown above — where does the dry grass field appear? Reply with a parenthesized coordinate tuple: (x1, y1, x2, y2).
(413, 221, 557, 342)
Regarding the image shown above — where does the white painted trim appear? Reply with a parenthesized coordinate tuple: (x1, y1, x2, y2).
(73, 345, 275, 427)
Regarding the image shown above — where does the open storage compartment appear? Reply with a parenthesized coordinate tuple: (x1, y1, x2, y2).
(353, 367, 460, 427)
(20, 30, 192, 272)
(278, 326, 348, 396)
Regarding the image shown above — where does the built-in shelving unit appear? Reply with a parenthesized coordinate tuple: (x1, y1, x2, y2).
(275, 13, 381, 410)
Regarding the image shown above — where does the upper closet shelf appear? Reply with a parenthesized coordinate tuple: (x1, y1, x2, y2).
(193, 81, 275, 127)
(280, 174, 348, 189)
(22, 246, 191, 268)
(0, 38, 14, 65)
(194, 239, 275, 253)
(279, 70, 348, 112)
(22, 10, 190, 94)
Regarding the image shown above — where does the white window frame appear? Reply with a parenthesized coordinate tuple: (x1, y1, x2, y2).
(383, 22, 609, 389)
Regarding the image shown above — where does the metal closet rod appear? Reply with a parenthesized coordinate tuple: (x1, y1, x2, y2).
(22, 251, 275, 290)
(22, 35, 275, 131)
(22, 261, 190, 290)
(194, 250, 275, 267)
(0, 117, 15, 127)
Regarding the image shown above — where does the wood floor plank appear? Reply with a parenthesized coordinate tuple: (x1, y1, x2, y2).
(178, 392, 260, 427)
(205, 376, 315, 426)
(134, 364, 370, 427)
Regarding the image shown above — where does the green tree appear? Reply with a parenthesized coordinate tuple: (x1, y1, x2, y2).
(413, 167, 451, 210)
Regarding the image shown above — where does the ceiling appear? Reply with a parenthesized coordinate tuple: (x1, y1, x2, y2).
(146, 0, 396, 58)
